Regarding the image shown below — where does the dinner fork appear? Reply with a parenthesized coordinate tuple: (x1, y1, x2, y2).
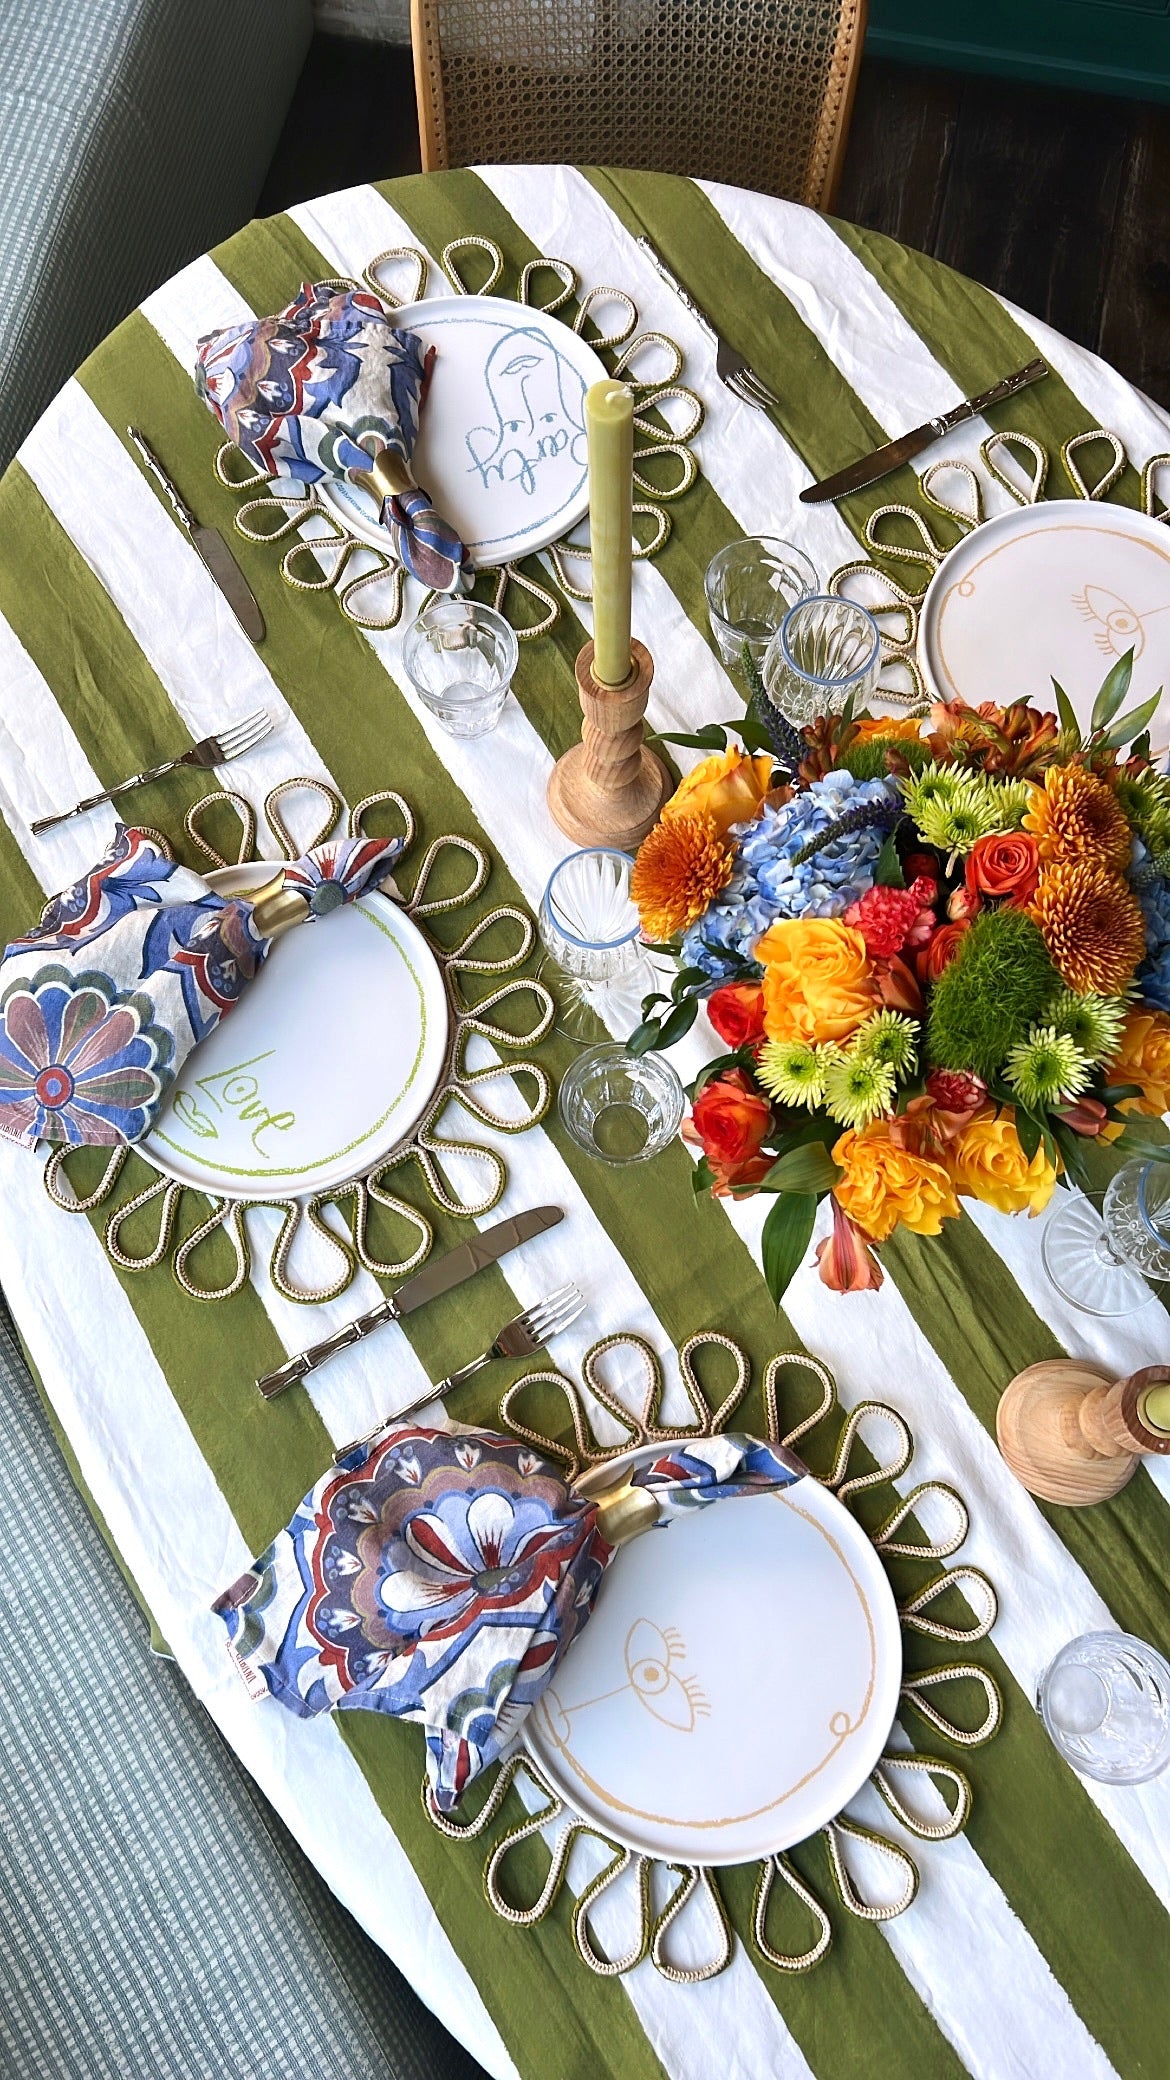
(635, 235, 781, 415)
(332, 1281, 587, 1463)
(30, 711, 274, 834)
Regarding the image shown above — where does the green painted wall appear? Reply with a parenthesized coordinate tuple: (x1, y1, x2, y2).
(867, 0, 1170, 101)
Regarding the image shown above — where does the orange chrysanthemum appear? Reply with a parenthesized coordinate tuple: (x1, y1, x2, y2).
(631, 812, 733, 940)
(1023, 763, 1132, 871)
(1029, 860, 1146, 995)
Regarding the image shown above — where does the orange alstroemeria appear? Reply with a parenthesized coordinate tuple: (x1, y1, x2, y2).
(816, 1197, 884, 1293)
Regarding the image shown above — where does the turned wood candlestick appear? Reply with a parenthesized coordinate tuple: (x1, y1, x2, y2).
(546, 638, 672, 851)
(996, 1359, 1170, 1506)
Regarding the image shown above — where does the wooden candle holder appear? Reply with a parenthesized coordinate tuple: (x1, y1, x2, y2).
(546, 638, 672, 851)
(996, 1359, 1170, 1506)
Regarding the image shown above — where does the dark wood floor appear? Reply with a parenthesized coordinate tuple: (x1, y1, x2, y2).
(260, 38, 1170, 412)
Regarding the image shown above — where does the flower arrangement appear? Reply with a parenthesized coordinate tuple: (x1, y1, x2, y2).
(628, 646, 1170, 1302)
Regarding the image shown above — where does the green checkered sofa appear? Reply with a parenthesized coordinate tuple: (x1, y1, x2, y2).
(0, 0, 310, 468)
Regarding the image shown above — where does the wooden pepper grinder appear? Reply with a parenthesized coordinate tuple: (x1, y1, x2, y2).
(996, 1359, 1170, 1505)
(547, 379, 671, 850)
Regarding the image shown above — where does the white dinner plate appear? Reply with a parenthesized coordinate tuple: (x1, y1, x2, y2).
(918, 500, 1170, 743)
(320, 295, 607, 568)
(523, 1460, 901, 1864)
(140, 863, 449, 1200)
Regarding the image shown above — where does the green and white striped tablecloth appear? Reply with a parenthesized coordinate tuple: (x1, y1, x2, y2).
(2, 167, 1169, 2080)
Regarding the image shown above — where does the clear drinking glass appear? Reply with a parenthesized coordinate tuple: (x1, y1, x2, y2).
(538, 848, 658, 1042)
(1042, 1162, 1170, 1316)
(558, 1043, 685, 1165)
(762, 595, 881, 725)
(402, 600, 518, 738)
(1039, 1632, 1170, 1784)
(705, 537, 818, 673)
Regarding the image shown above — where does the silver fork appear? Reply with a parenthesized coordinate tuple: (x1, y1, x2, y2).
(332, 1281, 586, 1464)
(635, 235, 781, 415)
(30, 712, 273, 834)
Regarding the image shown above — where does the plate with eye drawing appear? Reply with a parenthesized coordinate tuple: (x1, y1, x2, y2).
(319, 296, 608, 569)
(918, 500, 1170, 745)
(523, 1452, 902, 1864)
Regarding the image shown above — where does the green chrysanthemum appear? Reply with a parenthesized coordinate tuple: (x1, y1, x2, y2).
(757, 1038, 826, 1108)
(1004, 1025, 1092, 1110)
(822, 1049, 897, 1130)
(1115, 769, 1170, 857)
(1043, 988, 1128, 1066)
(853, 1008, 919, 1078)
(902, 766, 1002, 857)
(988, 777, 1030, 830)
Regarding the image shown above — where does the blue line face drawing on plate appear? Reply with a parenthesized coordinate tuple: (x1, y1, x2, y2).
(465, 326, 589, 499)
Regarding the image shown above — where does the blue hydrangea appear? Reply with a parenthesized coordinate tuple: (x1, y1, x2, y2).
(680, 771, 901, 979)
(1135, 840, 1170, 1011)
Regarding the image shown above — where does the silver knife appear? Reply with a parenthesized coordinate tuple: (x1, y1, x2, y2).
(256, 1205, 565, 1398)
(127, 426, 266, 642)
(798, 359, 1050, 504)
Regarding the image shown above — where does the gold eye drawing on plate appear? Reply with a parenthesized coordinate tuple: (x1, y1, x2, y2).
(1072, 584, 1150, 658)
(624, 1619, 710, 1731)
(541, 1618, 710, 1743)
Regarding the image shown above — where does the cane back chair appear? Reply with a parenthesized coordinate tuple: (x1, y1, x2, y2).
(411, 0, 867, 211)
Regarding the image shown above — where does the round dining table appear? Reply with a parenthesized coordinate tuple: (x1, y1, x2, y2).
(2, 165, 1169, 2080)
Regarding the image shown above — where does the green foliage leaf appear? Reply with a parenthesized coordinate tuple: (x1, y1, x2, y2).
(874, 829, 906, 888)
(735, 713, 780, 754)
(671, 967, 707, 998)
(1099, 690, 1163, 752)
(1051, 1119, 1091, 1191)
(761, 1193, 818, 1307)
(1090, 647, 1134, 733)
(1014, 1107, 1044, 1164)
(626, 1019, 660, 1056)
(770, 1114, 842, 1157)
(764, 1144, 842, 1195)
(652, 725, 729, 752)
(690, 1155, 716, 1195)
(1101, 1083, 1143, 1104)
(1052, 678, 1081, 746)
(656, 998, 699, 1049)
(1132, 731, 1152, 763)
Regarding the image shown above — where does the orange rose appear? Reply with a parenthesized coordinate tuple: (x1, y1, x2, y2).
(965, 832, 1040, 906)
(1106, 1007, 1170, 1117)
(706, 982, 766, 1051)
(832, 1120, 959, 1241)
(919, 920, 969, 983)
(664, 748, 774, 837)
(758, 917, 876, 1046)
(685, 1070, 773, 1190)
(947, 1104, 1058, 1216)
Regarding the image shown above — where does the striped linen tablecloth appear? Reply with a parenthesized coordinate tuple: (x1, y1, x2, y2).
(2, 166, 1169, 2080)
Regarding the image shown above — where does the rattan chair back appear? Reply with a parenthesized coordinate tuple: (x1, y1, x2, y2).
(411, 0, 867, 210)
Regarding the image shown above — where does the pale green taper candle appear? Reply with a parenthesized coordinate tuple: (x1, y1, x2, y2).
(586, 378, 634, 688)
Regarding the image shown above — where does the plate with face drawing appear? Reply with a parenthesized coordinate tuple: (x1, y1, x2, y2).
(319, 295, 608, 569)
(523, 1452, 901, 1864)
(918, 500, 1170, 745)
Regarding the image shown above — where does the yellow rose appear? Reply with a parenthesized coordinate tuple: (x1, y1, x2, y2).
(948, 1105, 1057, 1216)
(832, 1122, 960, 1242)
(1107, 1007, 1170, 1118)
(664, 748, 774, 837)
(758, 917, 876, 1046)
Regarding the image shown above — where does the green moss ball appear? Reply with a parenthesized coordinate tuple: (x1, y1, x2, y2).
(926, 907, 1059, 1081)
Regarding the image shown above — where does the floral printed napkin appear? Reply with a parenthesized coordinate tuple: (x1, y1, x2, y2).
(0, 825, 402, 1149)
(196, 282, 470, 592)
(212, 1423, 805, 1811)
